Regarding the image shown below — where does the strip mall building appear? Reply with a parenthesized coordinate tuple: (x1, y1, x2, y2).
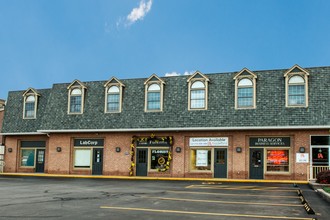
(1, 65, 330, 180)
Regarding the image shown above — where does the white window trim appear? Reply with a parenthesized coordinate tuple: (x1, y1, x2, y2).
(233, 68, 257, 110)
(144, 74, 165, 112)
(187, 71, 209, 111)
(284, 65, 309, 108)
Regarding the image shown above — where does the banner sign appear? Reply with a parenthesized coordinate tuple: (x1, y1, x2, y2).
(74, 139, 104, 147)
(249, 137, 290, 147)
(189, 137, 228, 147)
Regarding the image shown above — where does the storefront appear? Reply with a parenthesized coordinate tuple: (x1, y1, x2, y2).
(249, 137, 291, 179)
(189, 137, 228, 178)
(19, 141, 46, 173)
(73, 138, 104, 175)
(311, 136, 329, 166)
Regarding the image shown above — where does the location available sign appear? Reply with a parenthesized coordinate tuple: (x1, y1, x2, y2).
(189, 137, 228, 147)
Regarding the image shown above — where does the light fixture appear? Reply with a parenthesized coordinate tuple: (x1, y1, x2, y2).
(236, 147, 242, 153)
(56, 147, 62, 152)
(116, 147, 121, 153)
(299, 147, 305, 153)
(175, 147, 181, 153)
(8, 148, 12, 153)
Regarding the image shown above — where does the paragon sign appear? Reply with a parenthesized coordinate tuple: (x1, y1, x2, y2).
(250, 137, 290, 147)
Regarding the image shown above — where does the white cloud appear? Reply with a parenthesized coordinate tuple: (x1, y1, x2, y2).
(127, 0, 152, 25)
(165, 70, 195, 77)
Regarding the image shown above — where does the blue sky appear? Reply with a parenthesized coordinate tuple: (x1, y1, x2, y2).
(0, 0, 329, 99)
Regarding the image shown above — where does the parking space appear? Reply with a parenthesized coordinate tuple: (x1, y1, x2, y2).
(0, 176, 326, 220)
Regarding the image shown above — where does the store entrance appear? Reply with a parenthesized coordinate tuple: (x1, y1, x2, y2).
(92, 148, 103, 175)
(35, 149, 45, 173)
(250, 148, 264, 179)
(214, 148, 227, 178)
(136, 148, 148, 176)
(312, 148, 329, 166)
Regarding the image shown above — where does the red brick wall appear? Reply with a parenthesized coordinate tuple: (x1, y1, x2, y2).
(3, 129, 329, 180)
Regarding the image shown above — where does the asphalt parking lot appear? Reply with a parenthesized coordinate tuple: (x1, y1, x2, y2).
(0, 176, 329, 220)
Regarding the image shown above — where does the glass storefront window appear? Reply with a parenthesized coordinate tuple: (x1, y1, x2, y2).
(74, 149, 91, 168)
(21, 149, 35, 167)
(266, 150, 289, 172)
(150, 149, 169, 170)
(190, 149, 211, 171)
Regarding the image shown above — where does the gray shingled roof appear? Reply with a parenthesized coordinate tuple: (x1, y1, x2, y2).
(2, 66, 330, 133)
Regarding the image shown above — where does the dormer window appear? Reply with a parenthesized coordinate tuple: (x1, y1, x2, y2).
(67, 80, 86, 114)
(188, 71, 209, 110)
(284, 65, 309, 108)
(23, 88, 40, 119)
(144, 74, 165, 112)
(190, 81, 206, 109)
(70, 88, 82, 113)
(104, 77, 124, 113)
(234, 68, 257, 109)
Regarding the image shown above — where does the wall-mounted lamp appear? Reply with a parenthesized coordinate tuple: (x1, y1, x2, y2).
(56, 147, 62, 152)
(175, 147, 182, 153)
(236, 147, 242, 153)
(8, 148, 12, 153)
(299, 147, 305, 153)
(115, 147, 121, 153)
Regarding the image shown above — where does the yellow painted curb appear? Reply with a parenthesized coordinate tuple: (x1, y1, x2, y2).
(0, 173, 309, 184)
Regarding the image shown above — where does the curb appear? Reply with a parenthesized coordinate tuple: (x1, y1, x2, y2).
(0, 173, 309, 184)
(297, 189, 315, 215)
(316, 189, 330, 203)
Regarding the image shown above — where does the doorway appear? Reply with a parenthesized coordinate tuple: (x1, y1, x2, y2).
(92, 148, 103, 175)
(35, 149, 45, 173)
(136, 148, 148, 176)
(250, 148, 264, 179)
(214, 148, 227, 178)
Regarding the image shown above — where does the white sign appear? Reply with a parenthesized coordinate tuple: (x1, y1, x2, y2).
(196, 150, 208, 166)
(296, 153, 309, 163)
(190, 137, 228, 147)
(0, 146, 4, 155)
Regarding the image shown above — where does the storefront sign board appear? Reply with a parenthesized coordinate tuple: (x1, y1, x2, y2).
(250, 137, 290, 147)
(296, 153, 309, 163)
(189, 137, 228, 147)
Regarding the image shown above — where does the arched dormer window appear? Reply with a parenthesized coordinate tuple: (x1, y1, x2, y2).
(233, 68, 257, 109)
(187, 71, 209, 110)
(144, 74, 165, 112)
(284, 65, 309, 107)
(104, 77, 125, 113)
(23, 88, 40, 119)
(67, 80, 86, 114)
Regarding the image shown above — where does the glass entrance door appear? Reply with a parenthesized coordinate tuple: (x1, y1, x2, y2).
(250, 148, 264, 179)
(214, 148, 227, 178)
(35, 149, 45, 173)
(136, 149, 148, 176)
(92, 148, 103, 175)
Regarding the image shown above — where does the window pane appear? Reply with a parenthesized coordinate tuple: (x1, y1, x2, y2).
(191, 81, 205, 89)
(21, 149, 35, 167)
(70, 95, 81, 113)
(147, 92, 160, 110)
(107, 94, 119, 111)
(74, 149, 91, 168)
(150, 149, 169, 169)
(288, 85, 305, 105)
(266, 150, 289, 172)
(108, 86, 119, 93)
(190, 149, 211, 171)
(25, 102, 35, 118)
(148, 84, 160, 91)
(191, 90, 205, 109)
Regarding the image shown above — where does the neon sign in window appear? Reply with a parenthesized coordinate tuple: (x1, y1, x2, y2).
(267, 150, 289, 172)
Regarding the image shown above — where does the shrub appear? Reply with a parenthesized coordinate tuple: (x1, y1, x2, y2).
(316, 170, 330, 184)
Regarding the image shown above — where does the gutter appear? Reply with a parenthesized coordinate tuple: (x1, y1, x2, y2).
(1, 125, 329, 135)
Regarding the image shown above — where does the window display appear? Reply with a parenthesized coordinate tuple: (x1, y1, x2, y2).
(266, 150, 289, 172)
